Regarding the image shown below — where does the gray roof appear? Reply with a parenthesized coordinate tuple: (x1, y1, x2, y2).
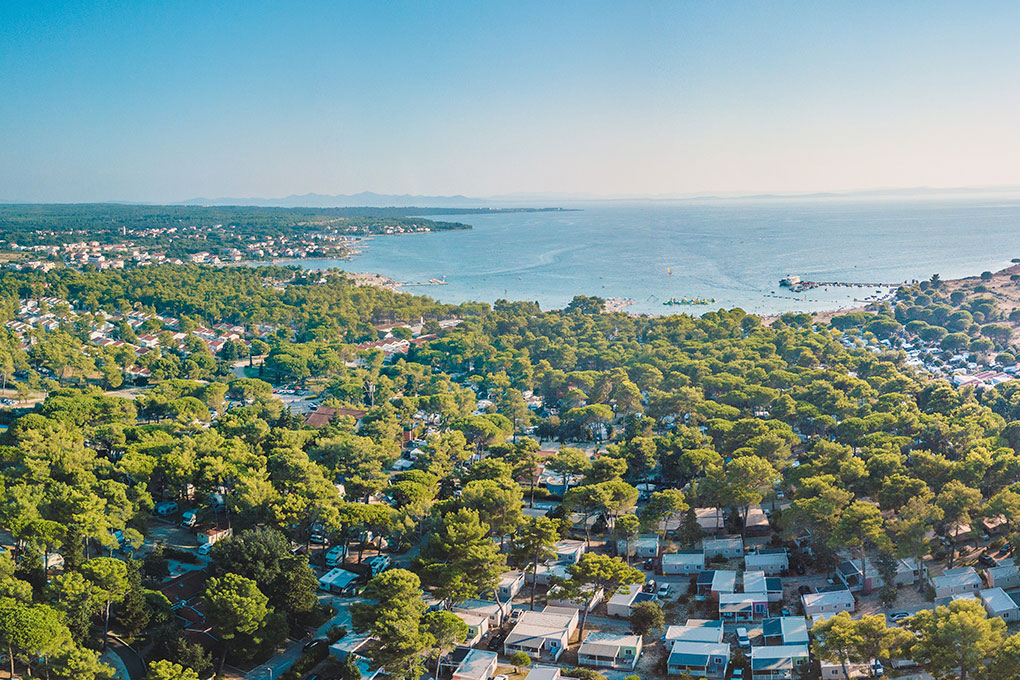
(668, 641, 730, 667)
(751, 644, 809, 671)
(578, 631, 640, 657)
(933, 567, 981, 589)
(762, 616, 809, 644)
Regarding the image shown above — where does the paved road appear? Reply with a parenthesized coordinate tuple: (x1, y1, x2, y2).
(243, 593, 358, 680)
(108, 638, 146, 680)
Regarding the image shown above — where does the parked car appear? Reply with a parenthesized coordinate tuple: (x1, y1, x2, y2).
(486, 635, 503, 651)
(657, 583, 672, 599)
(303, 639, 326, 653)
(978, 553, 998, 567)
(794, 562, 806, 575)
(643, 579, 657, 593)
(197, 543, 212, 556)
(872, 659, 884, 676)
(181, 510, 198, 527)
(889, 611, 909, 623)
(797, 585, 813, 596)
(780, 608, 791, 617)
(997, 543, 1013, 557)
(736, 627, 750, 649)
(643, 557, 656, 571)
(731, 669, 743, 680)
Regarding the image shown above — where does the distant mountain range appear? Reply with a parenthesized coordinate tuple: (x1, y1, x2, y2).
(179, 192, 488, 208)
(178, 185, 1020, 209)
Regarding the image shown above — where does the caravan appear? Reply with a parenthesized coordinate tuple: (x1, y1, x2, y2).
(325, 545, 345, 568)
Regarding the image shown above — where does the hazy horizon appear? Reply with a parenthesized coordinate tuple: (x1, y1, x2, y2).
(3, 2, 1020, 203)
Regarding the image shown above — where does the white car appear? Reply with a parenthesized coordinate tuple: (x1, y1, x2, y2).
(736, 627, 750, 649)
(657, 583, 672, 599)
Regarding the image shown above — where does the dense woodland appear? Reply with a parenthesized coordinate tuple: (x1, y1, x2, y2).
(0, 265, 1020, 679)
(0, 204, 475, 260)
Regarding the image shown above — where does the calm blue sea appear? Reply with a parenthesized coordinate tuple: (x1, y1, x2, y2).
(296, 198, 1020, 316)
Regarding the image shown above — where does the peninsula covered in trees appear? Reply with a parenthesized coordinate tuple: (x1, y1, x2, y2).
(0, 204, 566, 271)
(1, 262, 1020, 679)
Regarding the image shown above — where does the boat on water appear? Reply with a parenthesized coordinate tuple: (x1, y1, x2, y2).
(663, 296, 715, 306)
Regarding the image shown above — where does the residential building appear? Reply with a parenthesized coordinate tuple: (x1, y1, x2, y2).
(662, 620, 725, 649)
(696, 569, 737, 598)
(452, 648, 499, 680)
(662, 550, 706, 575)
(577, 631, 642, 671)
(981, 587, 1020, 622)
(750, 644, 810, 680)
(837, 557, 924, 592)
(719, 592, 768, 622)
(453, 599, 506, 628)
(606, 583, 656, 617)
(553, 540, 587, 564)
(667, 641, 730, 679)
(801, 588, 855, 617)
(498, 571, 526, 601)
(931, 567, 982, 599)
(819, 660, 869, 679)
(547, 583, 604, 612)
(617, 534, 660, 559)
(762, 617, 809, 646)
(695, 507, 726, 536)
(745, 548, 789, 575)
(986, 562, 1020, 589)
(503, 607, 578, 662)
(524, 667, 562, 680)
(453, 610, 489, 645)
(744, 505, 771, 538)
(703, 536, 743, 560)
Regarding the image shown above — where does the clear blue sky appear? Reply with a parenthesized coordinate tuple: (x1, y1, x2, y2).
(2, 1, 1019, 202)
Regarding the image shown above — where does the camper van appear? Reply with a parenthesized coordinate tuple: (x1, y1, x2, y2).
(154, 501, 179, 517)
(325, 546, 345, 567)
(367, 555, 391, 576)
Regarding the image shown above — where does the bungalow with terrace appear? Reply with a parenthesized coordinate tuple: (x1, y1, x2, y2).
(577, 631, 642, 671)
(667, 641, 730, 679)
(719, 591, 768, 622)
(503, 607, 578, 663)
(750, 644, 810, 680)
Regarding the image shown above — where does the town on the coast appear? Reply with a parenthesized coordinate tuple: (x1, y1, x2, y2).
(2, 206, 1020, 680)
